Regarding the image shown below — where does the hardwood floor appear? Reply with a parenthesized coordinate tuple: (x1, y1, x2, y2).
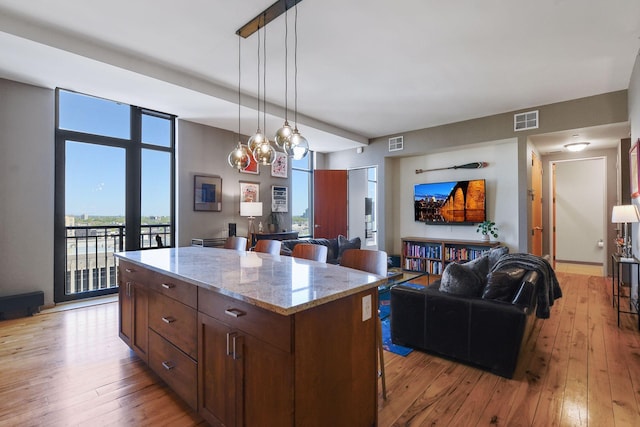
(1, 272, 639, 426)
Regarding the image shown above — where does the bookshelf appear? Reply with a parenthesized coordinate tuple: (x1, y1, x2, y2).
(401, 237, 501, 275)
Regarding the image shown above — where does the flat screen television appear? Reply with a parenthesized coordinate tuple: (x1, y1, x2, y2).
(414, 179, 486, 224)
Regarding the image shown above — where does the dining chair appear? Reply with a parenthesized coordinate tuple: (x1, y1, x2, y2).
(339, 248, 388, 400)
(291, 243, 328, 262)
(253, 239, 282, 255)
(223, 236, 247, 251)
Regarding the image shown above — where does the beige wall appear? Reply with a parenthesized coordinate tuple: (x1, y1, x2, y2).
(327, 91, 629, 255)
(0, 79, 55, 305)
(177, 119, 293, 247)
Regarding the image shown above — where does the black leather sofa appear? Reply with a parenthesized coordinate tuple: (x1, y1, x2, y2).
(390, 269, 540, 378)
(280, 235, 361, 264)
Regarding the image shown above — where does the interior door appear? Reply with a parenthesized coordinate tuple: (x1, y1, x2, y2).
(553, 158, 606, 264)
(531, 152, 543, 255)
(314, 170, 347, 238)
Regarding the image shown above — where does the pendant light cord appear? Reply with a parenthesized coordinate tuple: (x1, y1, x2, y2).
(256, 17, 261, 129)
(284, 8, 288, 121)
(294, 3, 298, 127)
(237, 35, 241, 144)
(263, 15, 267, 134)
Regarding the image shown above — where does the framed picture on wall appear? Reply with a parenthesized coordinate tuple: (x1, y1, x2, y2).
(240, 152, 259, 175)
(194, 175, 222, 211)
(630, 139, 639, 198)
(272, 185, 288, 212)
(240, 181, 260, 202)
(271, 151, 288, 178)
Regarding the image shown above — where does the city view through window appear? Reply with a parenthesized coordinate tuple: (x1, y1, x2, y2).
(55, 90, 174, 301)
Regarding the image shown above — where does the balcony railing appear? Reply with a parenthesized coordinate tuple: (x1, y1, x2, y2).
(65, 224, 171, 296)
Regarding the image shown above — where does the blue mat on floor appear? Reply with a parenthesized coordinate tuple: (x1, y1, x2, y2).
(379, 289, 413, 357)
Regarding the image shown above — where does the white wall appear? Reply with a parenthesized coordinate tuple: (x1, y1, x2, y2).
(392, 138, 519, 254)
(0, 79, 55, 305)
(554, 158, 606, 263)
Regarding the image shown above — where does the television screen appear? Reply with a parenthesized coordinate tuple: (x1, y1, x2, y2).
(414, 179, 486, 224)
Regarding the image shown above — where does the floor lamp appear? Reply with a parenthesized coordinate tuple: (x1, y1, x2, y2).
(611, 204, 640, 262)
(240, 202, 263, 247)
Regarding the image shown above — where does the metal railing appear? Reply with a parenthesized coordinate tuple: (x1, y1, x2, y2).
(65, 224, 171, 296)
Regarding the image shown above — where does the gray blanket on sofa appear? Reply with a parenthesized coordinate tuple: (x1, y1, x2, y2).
(490, 253, 562, 319)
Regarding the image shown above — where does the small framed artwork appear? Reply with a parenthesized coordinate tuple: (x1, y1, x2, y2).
(240, 181, 260, 202)
(271, 151, 288, 178)
(630, 139, 640, 198)
(240, 152, 259, 175)
(272, 185, 288, 212)
(194, 175, 222, 211)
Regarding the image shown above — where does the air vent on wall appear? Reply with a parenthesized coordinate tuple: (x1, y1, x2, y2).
(514, 110, 539, 131)
(389, 136, 404, 152)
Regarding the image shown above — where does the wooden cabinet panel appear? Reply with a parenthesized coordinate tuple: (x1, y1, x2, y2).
(118, 262, 148, 362)
(148, 330, 197, 410)
(149, 291, 197, 360)
(198, 312, 293, 427)
(198, 287, 291, 353)
(147, 272, 197, 309)
(131, 283, 148, 362)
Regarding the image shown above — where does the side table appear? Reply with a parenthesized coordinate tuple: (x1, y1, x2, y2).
(610, 254, 640, 329)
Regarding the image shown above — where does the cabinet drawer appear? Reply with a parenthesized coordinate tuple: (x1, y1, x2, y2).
(148, 330, 197, 410)
(149, 291, 197, 359)
(148, 272, 197, 308)
(198, 288, 291, 353)
(119, 260, 154, 285)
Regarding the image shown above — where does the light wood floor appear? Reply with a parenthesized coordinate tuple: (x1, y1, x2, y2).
(1, 272, 639, 426)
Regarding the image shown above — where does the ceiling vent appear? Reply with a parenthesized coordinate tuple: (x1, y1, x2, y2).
(514, 110, 539, 131)
(389, 136, 404, 152)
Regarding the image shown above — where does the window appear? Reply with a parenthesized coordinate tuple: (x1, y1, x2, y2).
(292, 153, 313, 238)
(54, 89, 175, 302)
(366, 166, 377, 246)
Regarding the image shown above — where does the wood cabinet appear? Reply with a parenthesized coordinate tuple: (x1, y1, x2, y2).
(401, 237, 501, 275)
(118, 261, 148, 362)
(118, 258, 377, 426)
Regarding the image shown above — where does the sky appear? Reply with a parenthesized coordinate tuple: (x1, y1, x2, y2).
(60, 90, 306, 218)
(61, 91, 171, 217)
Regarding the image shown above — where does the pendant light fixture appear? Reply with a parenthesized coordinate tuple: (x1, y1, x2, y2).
(252, 17, 276, 165)
(247, 15, 266, 154)
(283, 3, 309, 160)
(274, 7, 292, 148)
(228, 35, 251, 170)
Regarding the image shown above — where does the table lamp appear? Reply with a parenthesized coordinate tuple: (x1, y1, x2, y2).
(611, 204, 640, 262)
(240, 201, 263, 241)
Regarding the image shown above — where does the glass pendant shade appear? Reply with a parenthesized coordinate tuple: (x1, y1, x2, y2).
(247, 129, 266, 152)
(227, 143, 251, 169)
(284, 129, 309, 160)
(253, 140, 276, 165)
(274, 121, 293, 148)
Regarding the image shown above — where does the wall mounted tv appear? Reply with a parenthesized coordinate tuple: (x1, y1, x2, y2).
(414, 179, 486, 224)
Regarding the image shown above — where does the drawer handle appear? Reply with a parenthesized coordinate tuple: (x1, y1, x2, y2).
(161, 283, 174, 289)
(162, 316, 176, 324)
(125, 268, 135, 273)
(226, 332, 237, 356)
(225, 308, 246, 318)
(162, 361, 175, 370)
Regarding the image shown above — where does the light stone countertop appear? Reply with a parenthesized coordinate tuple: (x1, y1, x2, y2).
(115, 246, 386, 315)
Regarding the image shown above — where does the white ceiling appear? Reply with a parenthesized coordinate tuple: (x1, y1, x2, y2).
(0, 0, 639, 153)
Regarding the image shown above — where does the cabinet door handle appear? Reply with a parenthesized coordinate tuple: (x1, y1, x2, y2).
(126, 282, 132, 297)
(162, 361, 175, 370)
(226, 332, 237, 356)
(162, 316, 176, 324)
(232, 335, 243, 360)
(161, 283, 174, 289)
(225, 308, 246, 318)
(125, 268, 135, 273)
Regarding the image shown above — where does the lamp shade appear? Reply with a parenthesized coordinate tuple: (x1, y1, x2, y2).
(240, 202, 263, 217)
(611, 204, 640, 223)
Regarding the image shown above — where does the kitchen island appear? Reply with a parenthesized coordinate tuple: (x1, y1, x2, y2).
(115, 246, 384, 427)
